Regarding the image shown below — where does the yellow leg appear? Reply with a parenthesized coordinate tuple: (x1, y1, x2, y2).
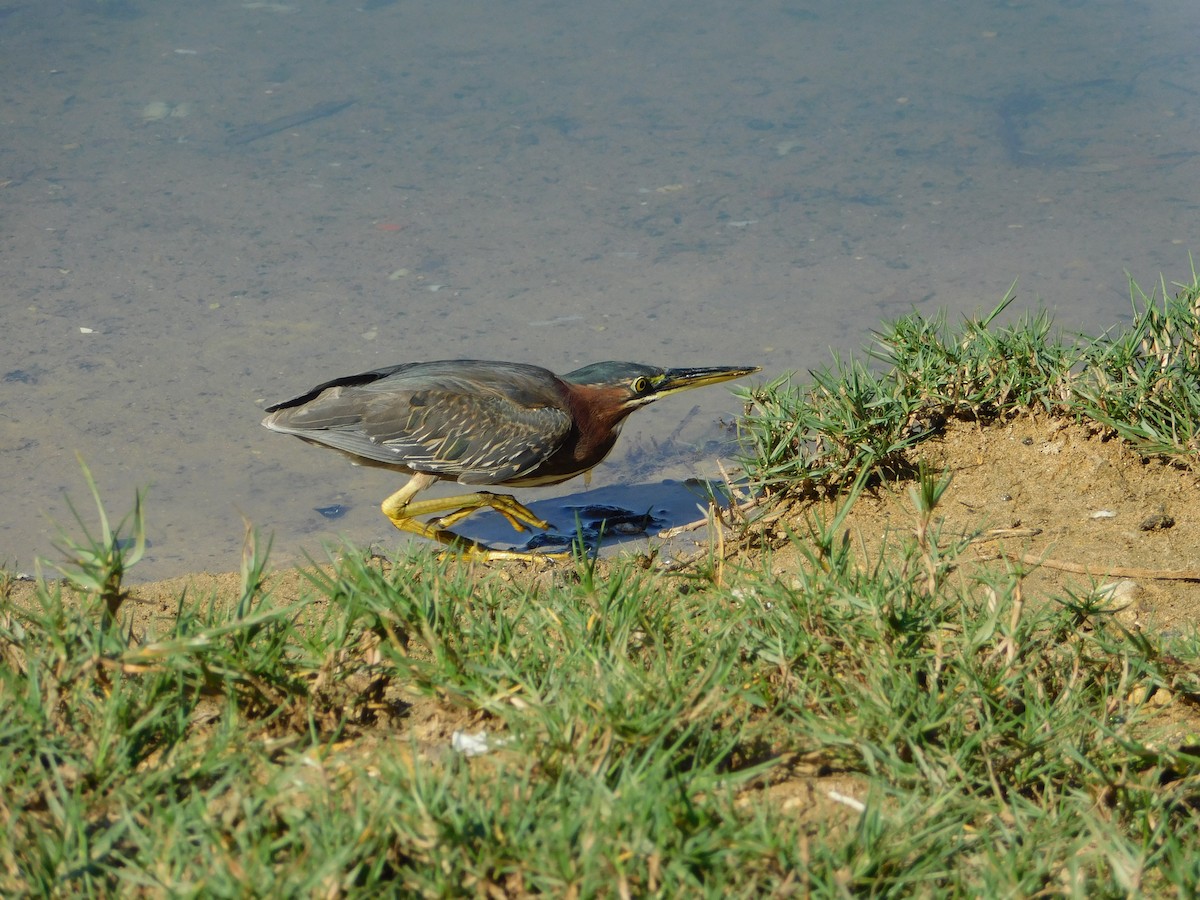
(380, 473, 566, 561)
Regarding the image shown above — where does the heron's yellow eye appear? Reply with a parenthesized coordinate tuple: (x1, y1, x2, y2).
(631, 376, 649, 393)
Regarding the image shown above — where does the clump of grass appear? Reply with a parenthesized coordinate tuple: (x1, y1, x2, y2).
(874, 287, 1079, 417)
(0, 468, 328, 894)
(1078, 260, 1200, 468)
(737, 290, 1082, 495)
(739, 263, 1200, 494)
(49, 456, 147, 625)
(736, 356, 920, 493)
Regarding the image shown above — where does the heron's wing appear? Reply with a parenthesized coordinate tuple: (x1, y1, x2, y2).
(263, 371, 573, 485)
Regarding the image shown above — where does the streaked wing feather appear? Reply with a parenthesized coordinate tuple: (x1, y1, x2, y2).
(264, 372, 572, 485)
(361, 390, 571, 483)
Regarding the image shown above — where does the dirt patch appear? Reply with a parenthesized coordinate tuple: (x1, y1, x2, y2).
(759, 414, 1200, 636)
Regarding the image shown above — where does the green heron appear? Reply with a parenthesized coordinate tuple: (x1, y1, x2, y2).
(262, 359, 759, 560)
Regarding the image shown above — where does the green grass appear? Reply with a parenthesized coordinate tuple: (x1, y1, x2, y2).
(4, 268, 1200, 895)
(737, 260, 1200, 492)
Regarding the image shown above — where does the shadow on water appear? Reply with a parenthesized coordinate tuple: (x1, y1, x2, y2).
(385, 478, 739, 558)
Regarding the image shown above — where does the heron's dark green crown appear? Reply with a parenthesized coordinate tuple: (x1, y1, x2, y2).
(563, 361, 662, 388)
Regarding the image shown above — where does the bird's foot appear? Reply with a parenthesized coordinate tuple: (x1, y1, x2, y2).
(434, 529, 571, 564)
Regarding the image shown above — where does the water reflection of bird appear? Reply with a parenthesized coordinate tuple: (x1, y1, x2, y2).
(263, 359, 758, 560)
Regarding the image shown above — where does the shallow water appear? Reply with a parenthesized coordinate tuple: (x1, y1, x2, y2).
(1, 0, 1197, 579)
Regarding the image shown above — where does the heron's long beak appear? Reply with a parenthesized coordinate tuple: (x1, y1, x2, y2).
(651, 365, 760, 399)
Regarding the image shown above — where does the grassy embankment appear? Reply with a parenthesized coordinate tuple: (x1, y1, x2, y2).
(3, 268, 1200, 895)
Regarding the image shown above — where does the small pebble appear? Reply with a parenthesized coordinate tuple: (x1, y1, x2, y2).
(1096, 579, 1140, 604)
(141, 101, 171, 121)
(1139, 513, 1174, 531)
